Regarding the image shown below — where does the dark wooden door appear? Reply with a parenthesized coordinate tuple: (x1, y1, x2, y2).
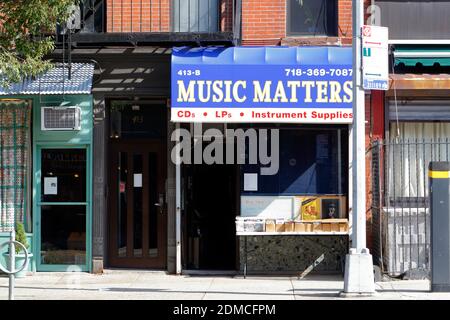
(108, 140, 166, 268)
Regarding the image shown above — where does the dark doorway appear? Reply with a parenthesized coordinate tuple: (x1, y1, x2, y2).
(107, 100, 167, 269)
(184, 164, 238, 270)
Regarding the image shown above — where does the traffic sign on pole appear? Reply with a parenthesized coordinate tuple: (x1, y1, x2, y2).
(362, 25, 389, 90)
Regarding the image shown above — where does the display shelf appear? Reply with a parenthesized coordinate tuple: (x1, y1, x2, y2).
(236, 231, 349, 236)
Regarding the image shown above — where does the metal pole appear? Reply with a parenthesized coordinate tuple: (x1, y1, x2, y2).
(342, 0, 375, 296)
(9, 230, 15, 301)
(175, 122, 182, 275)
(352, 0, 366, 251)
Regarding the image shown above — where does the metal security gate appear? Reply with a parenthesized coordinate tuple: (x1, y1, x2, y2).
(371, 138, 450, 277)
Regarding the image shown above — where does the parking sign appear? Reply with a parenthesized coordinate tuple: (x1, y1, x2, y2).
(362, 25, 389, 90)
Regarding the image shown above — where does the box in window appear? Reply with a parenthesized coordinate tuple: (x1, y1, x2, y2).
(321, 223, 332, 232)
(294, 222, 306, 232)
(265, 219, 276, 232)
(339, 222, 349, 232)
(331, 222, 340, 232)
(275, 219, 285, 232)
(304, 222, 314, 232)
(285, 221, 295, 232)
(244, 219, 265, 232)
(312, 222, 322, 232)
(235, 219, 245, 232)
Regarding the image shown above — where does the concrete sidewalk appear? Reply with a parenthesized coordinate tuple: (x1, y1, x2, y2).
(0, 270, 449, 300)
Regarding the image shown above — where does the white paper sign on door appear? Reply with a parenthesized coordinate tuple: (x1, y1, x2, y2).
(44, 177, 58, 195)
(134, 174, 143, 187)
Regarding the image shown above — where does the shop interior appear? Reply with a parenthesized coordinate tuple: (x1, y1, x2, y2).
(183, 163, 239, 270)
(181, 124, 349, 271)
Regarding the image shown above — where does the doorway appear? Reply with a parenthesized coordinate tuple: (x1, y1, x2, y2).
(36, 147, 90, 271)
(184, 164, 238, 270)
(107, 101, 167, 269)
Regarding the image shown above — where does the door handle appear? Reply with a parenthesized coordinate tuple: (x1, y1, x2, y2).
(154, 194, 165, 213)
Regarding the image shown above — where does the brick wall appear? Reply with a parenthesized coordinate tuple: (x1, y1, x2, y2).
(241, 0, 286, 45)
(106, 0, 170, 32)
(106, 0, 232, 33)
(242, 0, 372, 46)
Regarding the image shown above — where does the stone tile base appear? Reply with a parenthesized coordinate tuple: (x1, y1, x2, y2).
(239, 236, 348, 273)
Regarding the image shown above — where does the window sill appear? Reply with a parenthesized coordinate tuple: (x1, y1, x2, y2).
(281, 36, 343, 46)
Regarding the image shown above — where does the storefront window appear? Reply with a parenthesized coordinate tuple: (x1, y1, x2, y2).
(241, 128, 347, 196)
(0, 100, 32, 232)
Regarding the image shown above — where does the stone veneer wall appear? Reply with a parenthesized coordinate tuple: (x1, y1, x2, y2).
(239, 236, 349, 273)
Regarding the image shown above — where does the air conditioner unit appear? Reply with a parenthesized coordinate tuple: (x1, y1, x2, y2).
(41, 106, 82, 131)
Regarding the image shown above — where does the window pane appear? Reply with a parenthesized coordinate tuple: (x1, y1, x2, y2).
(117, 152, 128, 257)
(241, 129, 347, 195)
(110, 103, 167, 140)
(148, 152, 158, 257)
(41, 205, 86, 265)
(288, 0, 337, 36)
(41, 149, 86, 202)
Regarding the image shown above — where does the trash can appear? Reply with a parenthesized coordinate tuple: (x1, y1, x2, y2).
(429, 161, 450, 292)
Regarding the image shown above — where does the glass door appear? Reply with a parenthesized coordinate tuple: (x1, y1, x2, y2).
(36, 147, 90, 271)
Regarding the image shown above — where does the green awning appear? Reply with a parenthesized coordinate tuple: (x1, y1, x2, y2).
(394, 45, 450, 67)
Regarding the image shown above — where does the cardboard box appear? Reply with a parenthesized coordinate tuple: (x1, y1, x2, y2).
(265, 219, 276, 232)
(275, 220, 285, 232)
(304, 222, 313, 232)
(312, 222, 322, 232)
(285, 221, 295, 232)
(331, 223, 340, 232)
(321, 223, 332, 232)
(339, 222, 349, 232)
(244, 220, 265, 232)
(294, 222, 306, 232)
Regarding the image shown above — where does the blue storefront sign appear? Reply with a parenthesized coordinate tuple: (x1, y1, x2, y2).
(171, 46, 353, 123)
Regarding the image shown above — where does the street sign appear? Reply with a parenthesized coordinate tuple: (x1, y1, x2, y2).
(361, 25, 389, 90)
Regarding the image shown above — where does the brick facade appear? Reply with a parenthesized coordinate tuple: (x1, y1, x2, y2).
(102, 0, 383, 255)
(106, 0, 233, 33)
(106, 0, 170, 32)
(241, 0, 373, 46)
(241, 0, 286, 45)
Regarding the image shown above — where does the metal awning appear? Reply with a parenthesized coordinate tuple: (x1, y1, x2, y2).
(172, 46, 352, 65)
(0, 63, 94, 95)
(171, 46, 353, 124)
(389, 73, 450, 90)
(393, 45, 450, 67)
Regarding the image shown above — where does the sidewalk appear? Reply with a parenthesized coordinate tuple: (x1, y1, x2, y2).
(0, 270, 449, 300)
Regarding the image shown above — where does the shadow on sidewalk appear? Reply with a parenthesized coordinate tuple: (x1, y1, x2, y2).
(0, 285, 343, 297)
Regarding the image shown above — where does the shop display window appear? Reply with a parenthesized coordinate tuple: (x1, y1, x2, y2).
(241, 128, 347, 196)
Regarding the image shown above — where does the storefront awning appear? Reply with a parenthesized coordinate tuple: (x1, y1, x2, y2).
(171, 46, 353, 123)
(394, 45, 450, 67)
(0, 63, 94, 96)
(389, 73, 450, 90)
